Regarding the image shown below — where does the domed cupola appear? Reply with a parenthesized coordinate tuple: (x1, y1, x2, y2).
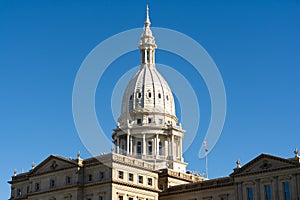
(112, 6, 187, 173)
(118, 6, 177, 128)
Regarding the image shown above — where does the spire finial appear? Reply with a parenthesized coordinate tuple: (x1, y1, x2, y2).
(31, 162, 35, 170)
(144, 5, 151, 27)
(236, 159, 241, 168)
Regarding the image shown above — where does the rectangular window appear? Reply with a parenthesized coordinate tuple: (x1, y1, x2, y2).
(118, 171, 124, 179)
(137, 119, 142, 125)
(119, 196, 123, 200)
(265, 185, 272, 200)
(35, 183, 40, 191)
(137, 141, 142, 154)
(138, 175, 143, 184)
(66, 176, 72, 185)
(17, 188, 21, 196)
(148, 141, 152, 155)
(50, 179, 55, 188)
(159, 142, 163, 155)
(148, 177, 153, 186)
(99, 196, 105, 200)
(283, 182, 291, 200)
(129, 198, 134, 200)
(88, 174, 93, 182)
(247, 187, 254, 200)
(128, 173, 134, 181)
(100, 171, 105, 180)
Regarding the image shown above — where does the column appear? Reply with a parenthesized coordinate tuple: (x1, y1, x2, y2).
(127, 134, 130, 155)
(179, 138, 182, 160)
(130, 136, 133, 155)
(236, 183, 242, 200)
(256, 179, 261, 200)
(171, 134, 175, 160)
(296, 173, 300, 200)
(152, 50, 155, 63)
(116, 137, 120, 154)
(144, 50, 147, 64)
(149, 49, 153, 64)
(291, 174, 297, 200)
(273, 176, 279, 200)
(166, 137, 170, 159)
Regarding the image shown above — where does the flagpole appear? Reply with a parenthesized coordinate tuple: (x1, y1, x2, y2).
(203, 140, 208, 179)
(205, 148, 208, 179)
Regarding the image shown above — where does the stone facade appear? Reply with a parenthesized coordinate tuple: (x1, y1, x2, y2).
(160, 153, 300, 200)
(9, 152, 300, 200)
(9, 6, 300, 200)
(9, 153, 202, 200)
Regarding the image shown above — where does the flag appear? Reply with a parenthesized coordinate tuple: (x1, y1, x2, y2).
(203, 140, 207, 147)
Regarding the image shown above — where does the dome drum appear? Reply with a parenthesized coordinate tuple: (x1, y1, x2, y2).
(112, 6, 187, 172)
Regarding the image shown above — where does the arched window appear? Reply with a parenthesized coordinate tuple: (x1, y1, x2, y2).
(142, 51, 145, 63)
(147, 50, 150, 63)
(137, 141, 142, 155)
(148, 141, 152, 155)
(176, 141, 180, 157)
(88, 174, 92, 182)
(148, 92, 151, 98)
(159, 141, 163, 155)
(121, 142, 125, 154)
(166, 95, 169, 101)
(137, 92, 142, 99)
(129, 95, 133, 100)
(158, 93, 161, 98)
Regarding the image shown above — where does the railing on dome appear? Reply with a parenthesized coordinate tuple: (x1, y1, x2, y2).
(112, 153, 157, 171)
(116, 151, 168, 161)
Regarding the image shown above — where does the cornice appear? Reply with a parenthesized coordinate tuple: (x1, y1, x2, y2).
(113, 180, 160, 193)
(160, 177, 234, 196)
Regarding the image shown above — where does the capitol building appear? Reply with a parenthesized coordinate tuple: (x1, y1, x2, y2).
(9, 7, 300, 200)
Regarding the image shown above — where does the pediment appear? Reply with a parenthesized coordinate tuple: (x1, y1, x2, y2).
(231, 154, 299, 176)
(30, 155, 78, 175)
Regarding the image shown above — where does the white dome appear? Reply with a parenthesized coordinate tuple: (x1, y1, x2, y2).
(118, 64, 177, 127)
(117, 6, 178, 128)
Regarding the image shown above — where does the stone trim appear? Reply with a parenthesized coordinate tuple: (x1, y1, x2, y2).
(113, 180, 160, 193)
(160, 177, 234, 196)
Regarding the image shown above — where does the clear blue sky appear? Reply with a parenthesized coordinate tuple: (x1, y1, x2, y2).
(1, 0, 300, 198)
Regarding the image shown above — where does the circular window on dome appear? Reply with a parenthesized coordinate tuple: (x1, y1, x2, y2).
(137, 92, 142, 99)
